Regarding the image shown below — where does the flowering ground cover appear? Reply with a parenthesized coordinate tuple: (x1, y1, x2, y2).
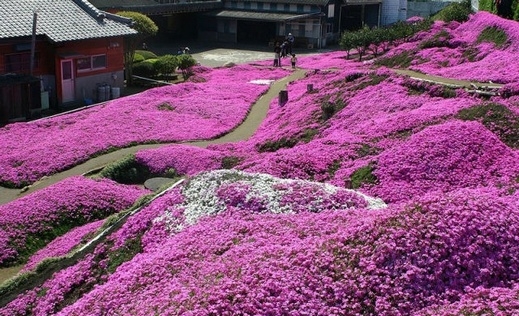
(0, 176, 147, 267)
(1, 10, 519, 316)
(378, 11, 519, 84)
(0, 65, 289, 188)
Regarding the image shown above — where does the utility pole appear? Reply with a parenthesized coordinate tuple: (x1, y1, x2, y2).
(30, 11, 37, 75)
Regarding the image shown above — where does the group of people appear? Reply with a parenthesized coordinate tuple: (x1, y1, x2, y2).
(273, 33, 297, 68)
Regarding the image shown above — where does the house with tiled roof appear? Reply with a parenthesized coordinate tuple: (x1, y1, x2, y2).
(0, 0, 137, 124)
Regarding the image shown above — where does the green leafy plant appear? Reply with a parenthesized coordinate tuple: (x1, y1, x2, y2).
(154, 54, 178, 74)
(98, 154, 152, 184)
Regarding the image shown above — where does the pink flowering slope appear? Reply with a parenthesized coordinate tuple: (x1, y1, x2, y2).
(383, 11, 519, 83)
(371, 120, 519, 203)
(21, 219, 105, 272)
(135, 144, 224, 176)
(0, 65, 289, 188)
(0, 176, 147, 266)
(9, 187, 512, 316)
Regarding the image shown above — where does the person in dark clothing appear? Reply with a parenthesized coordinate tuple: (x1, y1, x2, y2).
(274, 43, 281, 67)
(287, 33, 295, 54)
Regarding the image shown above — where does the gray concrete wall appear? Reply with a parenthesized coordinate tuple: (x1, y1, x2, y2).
(75, 71, 125, 104)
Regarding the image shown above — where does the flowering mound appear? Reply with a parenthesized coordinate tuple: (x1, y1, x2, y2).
(21, 219, 105, 272)
(135, 144, 224, 176)
(155, 169, 386, 231)
(8, 186, 517, 316)
(372, 120, 519, 202)
(381, 11, 519, 83)
(0, 177, 147, 266)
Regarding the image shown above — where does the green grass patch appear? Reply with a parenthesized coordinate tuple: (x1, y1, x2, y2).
(107, 238, 143, 274)
(257, 137, 299, 152)
(221, 156, 243, 169)
(375, 51, 414, 68)
(349, 163, 378, 189)
(419, 30, 452, 49)
(457, 103, 519, 148)
(476, 26, 508, 47)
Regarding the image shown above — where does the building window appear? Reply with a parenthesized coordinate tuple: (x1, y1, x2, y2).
(5, 52, 39, 73)
(77, 54, 107, 72)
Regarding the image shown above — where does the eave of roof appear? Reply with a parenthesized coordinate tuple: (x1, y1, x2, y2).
(205, 10, 323, 21)
(0, 0, 137, 43)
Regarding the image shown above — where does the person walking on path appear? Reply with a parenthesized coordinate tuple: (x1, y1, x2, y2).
(274, 43, 281, 67)
(291, 54, 297, 69)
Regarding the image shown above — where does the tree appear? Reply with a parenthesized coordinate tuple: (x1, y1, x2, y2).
(116, 11, 158, 85)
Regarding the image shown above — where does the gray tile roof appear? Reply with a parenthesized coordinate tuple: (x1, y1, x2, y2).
(206, 10, 323, 21)
(0, 0, 137, 43)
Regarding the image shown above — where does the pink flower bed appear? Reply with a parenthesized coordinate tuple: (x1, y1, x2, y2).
(394, 11, 519, 83)
(1, 11, 519, 316)
(0, 65, 289, 187)
(21, 219, 105, 272)
(0, 176, 147, 266)
(11, 187, 513, 316)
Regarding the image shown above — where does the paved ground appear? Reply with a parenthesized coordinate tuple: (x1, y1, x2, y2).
(146, 39, 338, 68)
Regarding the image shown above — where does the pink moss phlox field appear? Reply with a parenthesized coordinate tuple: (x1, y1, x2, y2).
(372, 120, 519, 203)
(0, 255, 100, 316)
(22, 219, 105, 272)
(0, 176, 147, 265)
(45, 188, 519, 315)
(399, 11, 519, 83)
(0, 65, 289, 187)
(419, 283, 519, 315)
(135, 144, 224, 175)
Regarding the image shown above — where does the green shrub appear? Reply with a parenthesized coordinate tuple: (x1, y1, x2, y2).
(476, 26, 508, 47)
(98, 154, 152, 184)
(154, 54, 178, 74)
(457, 103, 519, 148)
(132, 59, 158, 77)
(133, 53, 145, 63)
(349, 163, 378, 189)
(135, 49, 157, 60)
(177, 54, 197, 79)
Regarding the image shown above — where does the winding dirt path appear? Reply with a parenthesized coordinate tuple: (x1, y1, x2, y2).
(0, 69, 306, 207)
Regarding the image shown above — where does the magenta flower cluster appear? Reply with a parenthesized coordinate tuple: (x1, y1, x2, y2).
(0, 65, 289, 187)
(1, 11, 519, 316)
(0, 176, 147, 266)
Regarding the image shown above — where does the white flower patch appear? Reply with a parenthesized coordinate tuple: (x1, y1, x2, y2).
(155, 169, 387, 233)
(248, 79, 275, 85)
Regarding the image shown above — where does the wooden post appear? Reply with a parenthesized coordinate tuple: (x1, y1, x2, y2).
(279, 90, 288, 106)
